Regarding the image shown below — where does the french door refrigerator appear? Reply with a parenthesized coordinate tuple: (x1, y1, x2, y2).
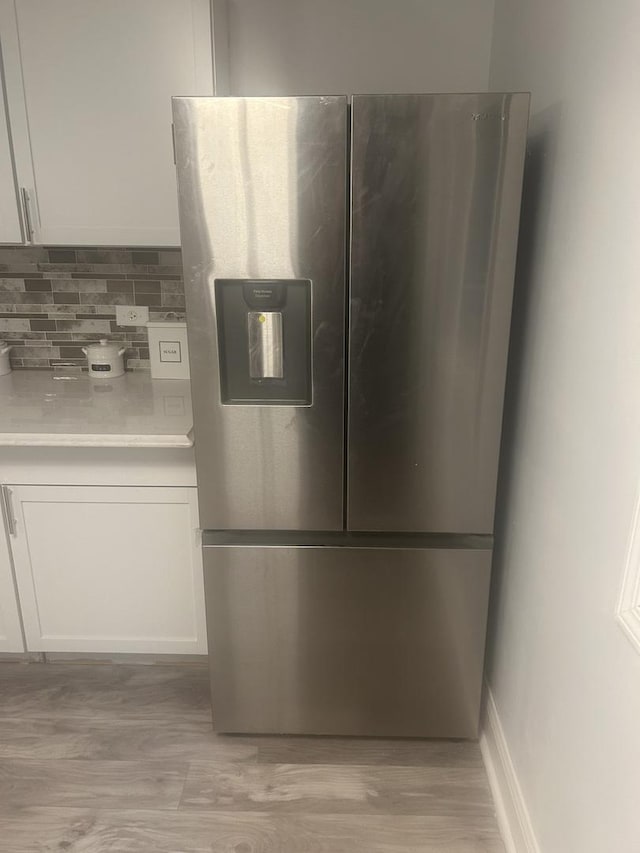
(172, 93, 529, 737)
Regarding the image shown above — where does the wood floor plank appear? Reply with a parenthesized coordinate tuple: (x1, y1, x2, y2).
(0, 663, 210, 721)
(0, 807, 506, 852)
(179, 761, 494, 816)
(0, 759, 188, 810)
(0, 717, 258, 762)
(0, 714, 482, 768)
(253, 736, 484, 768)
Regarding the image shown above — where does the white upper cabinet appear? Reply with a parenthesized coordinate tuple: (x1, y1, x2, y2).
(0, 54, 23, 243)
(0, 0, 213, 246)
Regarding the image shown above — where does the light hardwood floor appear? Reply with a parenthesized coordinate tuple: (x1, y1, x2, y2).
(0, 662, 504, 852)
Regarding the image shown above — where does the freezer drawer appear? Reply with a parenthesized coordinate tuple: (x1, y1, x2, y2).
(204, 544, 491, 737)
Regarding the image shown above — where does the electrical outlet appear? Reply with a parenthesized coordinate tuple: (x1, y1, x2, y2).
(115, 305, 149, 327)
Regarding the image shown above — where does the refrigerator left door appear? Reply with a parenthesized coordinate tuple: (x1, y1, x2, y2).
(173, 97, 348, 530)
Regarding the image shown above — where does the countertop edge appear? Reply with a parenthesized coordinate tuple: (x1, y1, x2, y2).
(0, 430, 194, 449)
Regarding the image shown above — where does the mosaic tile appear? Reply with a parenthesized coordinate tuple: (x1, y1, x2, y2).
(0, 246, 185, 371)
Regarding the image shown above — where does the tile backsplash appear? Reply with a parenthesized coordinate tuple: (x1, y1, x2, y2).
(0, 246, 185, 370)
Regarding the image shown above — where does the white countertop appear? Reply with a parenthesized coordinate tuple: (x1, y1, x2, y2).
(0, 370, 194, 447)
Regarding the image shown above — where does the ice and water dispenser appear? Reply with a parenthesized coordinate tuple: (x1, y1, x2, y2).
(214, 279, 312, 405)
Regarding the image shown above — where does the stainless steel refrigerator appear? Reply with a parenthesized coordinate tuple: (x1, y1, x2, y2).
(172, 93, 529, 738)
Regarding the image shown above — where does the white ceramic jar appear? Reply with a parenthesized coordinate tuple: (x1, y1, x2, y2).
(82, 338, 126, 378)
(0, 341, 12, 376)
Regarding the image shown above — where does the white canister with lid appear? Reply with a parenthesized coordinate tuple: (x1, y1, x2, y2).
(0, 341, 12, 376)
(82, 338, 126, 378)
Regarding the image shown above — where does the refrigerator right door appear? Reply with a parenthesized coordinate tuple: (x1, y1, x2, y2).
(348, 93, 529, 534)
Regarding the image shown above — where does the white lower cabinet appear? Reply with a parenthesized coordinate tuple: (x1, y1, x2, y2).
(0, 510, 24, 651)
(5, 484, 207, 654)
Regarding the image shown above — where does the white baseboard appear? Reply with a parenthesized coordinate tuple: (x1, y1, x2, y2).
(480, 685, 540, 853)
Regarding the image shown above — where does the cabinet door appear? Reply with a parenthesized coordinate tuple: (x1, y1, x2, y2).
(8, 485, 207, 654)
(8, 0, 213, 246)
(0, 0, 35, 243)
(0, 489, 24, 651)
(0, 49, 23, 243)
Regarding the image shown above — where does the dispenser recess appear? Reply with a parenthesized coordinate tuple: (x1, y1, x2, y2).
(215, 279, 312, 405)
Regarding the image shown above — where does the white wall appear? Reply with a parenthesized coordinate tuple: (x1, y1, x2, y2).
(487, 1, 640, 851)
(219, 0, 495, 95)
